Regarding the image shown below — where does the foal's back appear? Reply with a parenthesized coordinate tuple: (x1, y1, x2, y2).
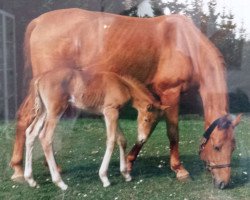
(35, 68, 131, 114)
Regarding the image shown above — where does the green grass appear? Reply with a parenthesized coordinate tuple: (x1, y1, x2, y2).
(0, 115, 250, 200)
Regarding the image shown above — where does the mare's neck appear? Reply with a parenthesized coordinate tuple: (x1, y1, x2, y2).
(199, 62, 228, 129)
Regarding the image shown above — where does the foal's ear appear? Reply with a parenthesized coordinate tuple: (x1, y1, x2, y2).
(147, 104, 154, 112)
(232, 113, 243, 128)
(160, 105, 170, 111)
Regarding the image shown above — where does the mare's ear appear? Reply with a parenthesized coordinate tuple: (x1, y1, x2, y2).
(232, 113, 243, 128)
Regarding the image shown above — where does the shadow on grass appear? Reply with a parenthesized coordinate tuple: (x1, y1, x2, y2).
(62, 155, 250, 189)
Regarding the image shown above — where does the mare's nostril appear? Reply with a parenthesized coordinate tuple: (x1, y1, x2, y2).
(219, 181, 226, 189)
(214, 179, 226, 189)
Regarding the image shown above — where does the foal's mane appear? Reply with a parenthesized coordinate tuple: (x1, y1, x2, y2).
(118, 75, 156, 103)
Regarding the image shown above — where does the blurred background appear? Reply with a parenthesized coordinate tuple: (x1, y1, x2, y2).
(0, 0, 249, 121)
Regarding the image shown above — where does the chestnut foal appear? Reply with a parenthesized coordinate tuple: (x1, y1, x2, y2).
(24, 67, 166, 190)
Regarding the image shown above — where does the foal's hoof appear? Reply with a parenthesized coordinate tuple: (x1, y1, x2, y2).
(125, 174, 132, 182)
(28, 179, 37, 188)
(57, 181, 68, 191)
(103, 181, 111, 187)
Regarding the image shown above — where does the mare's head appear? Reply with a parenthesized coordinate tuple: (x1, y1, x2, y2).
(199, 114, 242, 189)
(136, 101, 169, 144)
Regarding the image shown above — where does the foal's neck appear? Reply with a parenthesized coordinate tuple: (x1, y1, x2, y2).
(120, 76, 154, 107)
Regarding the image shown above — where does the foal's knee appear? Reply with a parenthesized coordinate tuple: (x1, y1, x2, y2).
(137, 134, 148, 144)
(117, 134, 127, 149)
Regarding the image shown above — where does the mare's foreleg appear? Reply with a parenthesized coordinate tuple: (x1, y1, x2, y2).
(161, 90, 189, 180)
(10, 95, 34, 181)
(99, 107, 119, 187)
(39, 117, 68, 190)
(116, 128, 132, 182)
(24, 113, 46, 187)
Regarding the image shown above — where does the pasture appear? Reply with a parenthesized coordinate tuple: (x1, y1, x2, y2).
(0, 115, 249, 200)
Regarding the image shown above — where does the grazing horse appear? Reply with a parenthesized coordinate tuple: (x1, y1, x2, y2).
(24, 67, 166, 190)
(11, 9, 241, 188)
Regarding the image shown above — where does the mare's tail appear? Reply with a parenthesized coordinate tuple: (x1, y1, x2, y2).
(22, 20, 37, 98)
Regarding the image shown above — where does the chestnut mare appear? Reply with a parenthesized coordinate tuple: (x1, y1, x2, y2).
(10, 9, 241, 189)
(24, 67, 166, 190)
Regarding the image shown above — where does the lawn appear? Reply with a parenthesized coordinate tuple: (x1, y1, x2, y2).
(0, 115, 249, 200)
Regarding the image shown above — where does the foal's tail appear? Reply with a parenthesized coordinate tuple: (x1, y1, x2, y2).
(29, 77, 43, 116)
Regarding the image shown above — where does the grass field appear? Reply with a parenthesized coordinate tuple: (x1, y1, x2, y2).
(0, 115, 249, 200)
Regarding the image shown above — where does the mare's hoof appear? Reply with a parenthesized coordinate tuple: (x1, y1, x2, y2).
(176, 169, 190, 180)
(11, 174, 25, 183)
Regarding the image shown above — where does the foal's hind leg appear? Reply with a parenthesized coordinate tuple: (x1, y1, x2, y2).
(99, 107, 119, 187)
(116, 128, 132, 182)
(24, 113, 46, 187)
(39, 117, 68, 190)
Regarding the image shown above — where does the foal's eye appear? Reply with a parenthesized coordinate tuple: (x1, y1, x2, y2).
(144, 118, 149, 122)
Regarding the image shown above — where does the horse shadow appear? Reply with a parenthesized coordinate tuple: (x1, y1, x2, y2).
(62, 154, 249, 188)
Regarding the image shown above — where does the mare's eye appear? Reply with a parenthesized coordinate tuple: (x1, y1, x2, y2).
(214, 146, 221, 152)
(144, 118, 149, 122)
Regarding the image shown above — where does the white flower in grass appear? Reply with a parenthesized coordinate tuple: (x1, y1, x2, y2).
(158, 164, 163, 168)
(239, 153, 242, 156)
(243, 171, 248, 175)
(114, 197, 118, 200)
(83, 194, 88, 197)
(91, 150, 99, 154)
(12, 185, 16, 189)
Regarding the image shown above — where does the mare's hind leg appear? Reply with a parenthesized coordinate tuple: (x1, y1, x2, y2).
(24, 113, 46, 187)
(161, 90, 189, 180)
(39, 116, 68, 190)
(116, 128, 132, 182)
(10, 95, 34, 181)
(99, 107, 119, 187)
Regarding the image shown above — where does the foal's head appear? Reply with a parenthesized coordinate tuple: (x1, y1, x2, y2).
(199, 114, 242, 189)
(136, 102, 168, 144)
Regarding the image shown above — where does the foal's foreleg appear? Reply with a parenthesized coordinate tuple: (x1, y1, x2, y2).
(39, 118, 68, 190)
(99, 107, 119, 187)
(116, 128, 132, 182)
(126, 142, 144, 172)
(24, 113, 46, 187)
